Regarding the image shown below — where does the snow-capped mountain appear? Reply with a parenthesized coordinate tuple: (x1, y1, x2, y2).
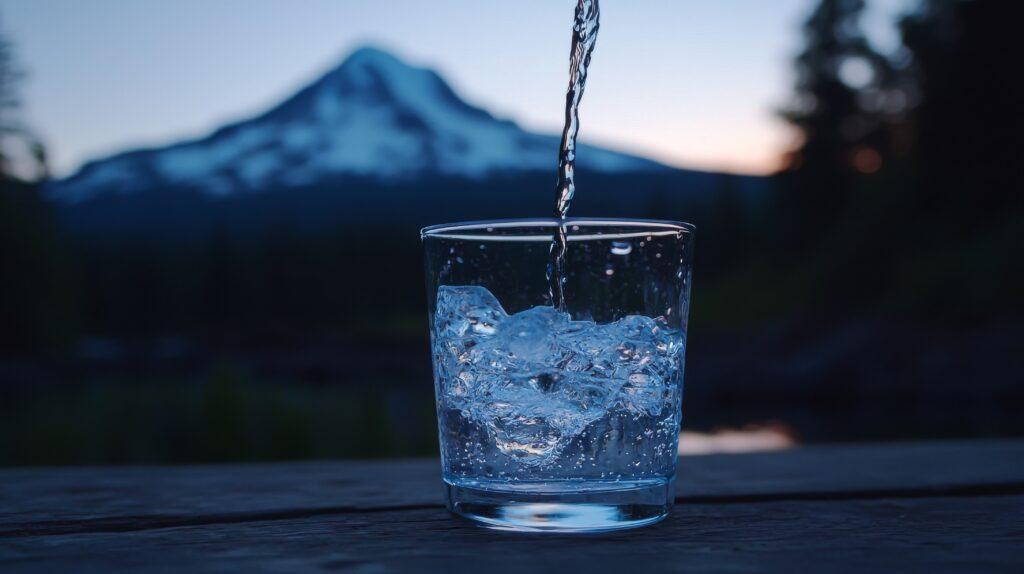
(51, 46, 665, 202)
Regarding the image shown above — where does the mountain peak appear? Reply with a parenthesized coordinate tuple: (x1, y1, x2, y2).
(341, 45, 404, 67)
(51, 46, 666, 201)
(329, 45, 412, 86)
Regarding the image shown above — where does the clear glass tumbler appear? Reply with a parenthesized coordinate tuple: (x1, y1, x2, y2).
(422, 218, 695, 532)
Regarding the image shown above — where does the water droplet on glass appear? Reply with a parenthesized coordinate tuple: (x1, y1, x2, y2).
(605, 265, 615, 276)
(479, 244, 486, 250)
(655, 252, 662, 259)
(610, 241, 632, 255)
(455, 256, 464, 264)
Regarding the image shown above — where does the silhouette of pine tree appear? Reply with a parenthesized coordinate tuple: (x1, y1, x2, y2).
(1, 19, 74, 353)
(778, 0, 893, 247)
(900, 0, 1021, 224)
(0, 20, 23, 177)
(892, 0, 1023, 321)
(1, 16, 48, 183)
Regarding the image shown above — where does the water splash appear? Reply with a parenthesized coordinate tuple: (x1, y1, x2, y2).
(548, 0, 601, 310)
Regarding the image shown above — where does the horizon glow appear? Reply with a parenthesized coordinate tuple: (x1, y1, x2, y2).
(1, 0, 915, 178)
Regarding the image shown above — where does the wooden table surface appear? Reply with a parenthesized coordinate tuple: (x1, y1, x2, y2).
(1, 439, 1022, 572)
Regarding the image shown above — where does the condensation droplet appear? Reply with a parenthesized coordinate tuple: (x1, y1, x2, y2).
(610, 241, 632, 255)
(455, 256, 464, 264)
(605, 265, 615, 276)
(655, 252, 662, 259)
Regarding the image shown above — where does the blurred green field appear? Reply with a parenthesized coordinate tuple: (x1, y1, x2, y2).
(0, 364, 438, 466)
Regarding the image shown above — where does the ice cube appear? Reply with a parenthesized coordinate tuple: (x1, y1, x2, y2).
(484, 404, 563, 464)
(556, 373, 623, 412)
(433, 285, 685, 468)
(496, 306, 569, 363)
(435, 285, 507, 339)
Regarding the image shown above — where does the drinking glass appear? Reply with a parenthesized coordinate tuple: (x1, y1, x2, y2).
(422, 218, 695, 532)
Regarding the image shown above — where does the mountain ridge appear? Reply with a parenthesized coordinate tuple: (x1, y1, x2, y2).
(50, 46, 669, 202)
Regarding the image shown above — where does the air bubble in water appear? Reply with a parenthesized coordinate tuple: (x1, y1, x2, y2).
(610, 241, 632, 255)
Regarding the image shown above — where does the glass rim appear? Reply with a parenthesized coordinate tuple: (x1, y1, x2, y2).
(421, 217, 696, 242)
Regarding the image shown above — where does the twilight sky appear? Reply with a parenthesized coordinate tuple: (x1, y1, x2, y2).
(2, 0, 915, 177)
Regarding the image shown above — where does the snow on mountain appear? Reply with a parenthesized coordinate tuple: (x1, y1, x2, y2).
(51, 46, 666, 202)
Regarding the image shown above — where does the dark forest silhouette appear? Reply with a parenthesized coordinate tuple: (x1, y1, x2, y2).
(1, 20, 71, 355)
(769, 0, 1021, 321)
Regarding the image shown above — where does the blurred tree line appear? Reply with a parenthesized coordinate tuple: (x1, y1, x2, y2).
(716, 0, 1023, 326)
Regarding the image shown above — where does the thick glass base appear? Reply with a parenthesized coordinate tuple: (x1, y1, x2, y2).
(444, 477, 674, 533)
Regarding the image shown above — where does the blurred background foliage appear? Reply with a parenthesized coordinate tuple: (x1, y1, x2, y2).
(1, 0, 1021, 465)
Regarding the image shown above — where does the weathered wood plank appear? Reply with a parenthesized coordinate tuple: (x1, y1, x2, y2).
(1, 439, 1021, 533)
(2, 495, 1022, 573)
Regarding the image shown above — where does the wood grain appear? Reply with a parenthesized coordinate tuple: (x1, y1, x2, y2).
(2, 496, 1021, 573)
(1, 439, 1021, 530)
(1, 439, 1022, 572)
